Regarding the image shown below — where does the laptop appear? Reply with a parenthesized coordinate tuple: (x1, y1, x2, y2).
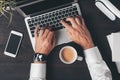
(15, 0, 82, 50)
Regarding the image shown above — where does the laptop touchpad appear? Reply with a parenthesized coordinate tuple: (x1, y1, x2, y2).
(55, 29, 71, 45)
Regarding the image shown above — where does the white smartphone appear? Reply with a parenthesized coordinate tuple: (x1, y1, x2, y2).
(4, 30, 23, 58)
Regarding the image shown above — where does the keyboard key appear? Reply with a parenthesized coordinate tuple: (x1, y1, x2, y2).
(38, 22, 41, 25)
(31, 30, 34, 34)
(63, 10, 65, 14)
(56, 12, 59, 16)
(75, 11, 79, 15)
(49, 13, 52, 17)
(39, 24, 43, 27)
(32, 34, 34, 37)
(48, 18, 52, 21)
(55, 23, 59, 27)
(42, 24, 46, 27)
(45, 19, 47, 22)
(53, 20, 56, 24)
(65, 14, 68, 17)
(35, 17, 38, 22)
(30, 27, 35, 30)
(39, 17, 42, 20)
(50, 22, 53, 25)
(41, 20, 44, 23)
(29, 24, 34, 27)
(51, 17, 54, 20)
(72, 12, 75, 15)
(68, 12, 72, 16)
(34, 23, 37, 26)
(55, 17, 57, 19)
(28, 19, 31, 24)
(56, 19, 60, 23)
(45, 14, 48, 19)
(66, 9, 68, 13)
(73, 6, 77, 11)
(59, 11, 62, 15)
(31, 19, 34, 23)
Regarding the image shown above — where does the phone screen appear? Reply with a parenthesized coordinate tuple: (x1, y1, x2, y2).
(6, 34, 22, 54)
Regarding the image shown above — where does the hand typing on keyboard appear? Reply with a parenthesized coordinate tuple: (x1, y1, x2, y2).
(34, 26, 56, 55)
(60, 16, 94, 50)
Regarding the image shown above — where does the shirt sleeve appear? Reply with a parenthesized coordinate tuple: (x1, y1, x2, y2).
(84, 47, 112, 80)
(29, 63, 46, 80)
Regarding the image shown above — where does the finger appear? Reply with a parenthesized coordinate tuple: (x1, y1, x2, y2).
(75, 16, 82, 26)
(66, 17, 78, 28)
(42, 29, 50, 38)
(74, 16, 84, 31)
(39, 27, 45, 37)
(34, 26, 39, 39)
(47, 31, 54, 40)
(60, 20, 73, 30)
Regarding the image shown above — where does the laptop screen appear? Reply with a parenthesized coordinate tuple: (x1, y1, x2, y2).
(19, 0, 74, 15)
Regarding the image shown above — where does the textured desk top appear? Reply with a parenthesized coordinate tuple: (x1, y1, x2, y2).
(0, 0, 120, 80)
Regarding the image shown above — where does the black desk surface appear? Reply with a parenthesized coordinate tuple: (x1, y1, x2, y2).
(0, 0, 120, 80)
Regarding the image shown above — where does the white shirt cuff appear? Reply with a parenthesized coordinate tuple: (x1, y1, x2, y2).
(29, 63, 46, 79)
(84, 47, 103, 64)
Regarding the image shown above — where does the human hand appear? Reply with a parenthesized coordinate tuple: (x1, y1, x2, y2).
(60, 16, 94, 50)
(34, 26, 56, 55)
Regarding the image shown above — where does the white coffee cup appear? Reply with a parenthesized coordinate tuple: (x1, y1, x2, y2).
(59, 46, 83, 64)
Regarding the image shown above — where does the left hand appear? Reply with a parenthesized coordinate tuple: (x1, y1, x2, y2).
(34, 26, 56, 55)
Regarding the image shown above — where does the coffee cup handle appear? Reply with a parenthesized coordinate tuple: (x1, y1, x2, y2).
(77, 56, 83, 61)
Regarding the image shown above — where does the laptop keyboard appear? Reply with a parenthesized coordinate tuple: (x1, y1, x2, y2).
(27, 5, 79, 37)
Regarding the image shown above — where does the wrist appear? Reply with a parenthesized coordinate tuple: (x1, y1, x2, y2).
(33, 53, 48, 63)
(83, 43, 95, 50)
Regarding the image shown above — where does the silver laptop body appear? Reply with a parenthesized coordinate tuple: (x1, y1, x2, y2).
(15, 0, 82, 50)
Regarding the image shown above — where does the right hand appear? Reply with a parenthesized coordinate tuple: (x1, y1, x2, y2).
(60, 16, 94, 50)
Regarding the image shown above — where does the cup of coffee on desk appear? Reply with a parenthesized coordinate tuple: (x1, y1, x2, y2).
(59, 46, 83, 64)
